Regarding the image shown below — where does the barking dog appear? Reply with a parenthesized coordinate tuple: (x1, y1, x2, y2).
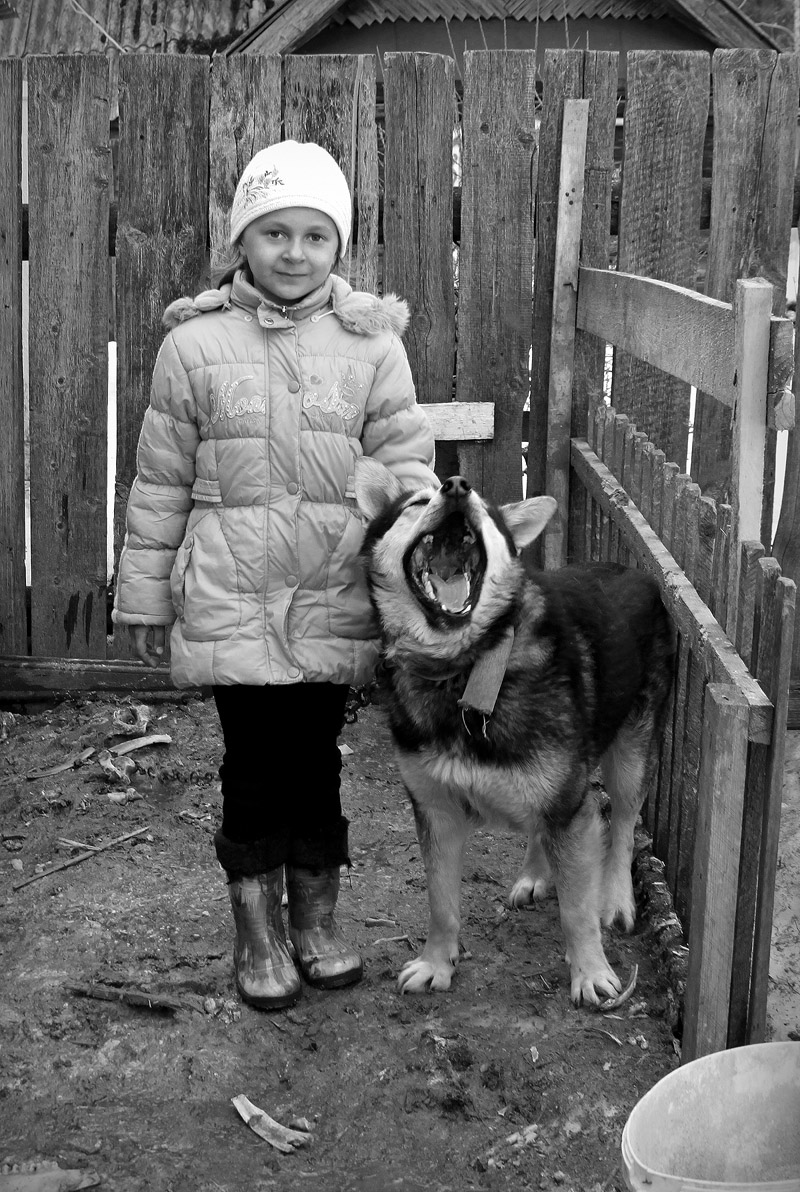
(355, 458, 674, 1006)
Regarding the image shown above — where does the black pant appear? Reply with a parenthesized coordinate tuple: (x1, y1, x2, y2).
(212, 683, 350, 845)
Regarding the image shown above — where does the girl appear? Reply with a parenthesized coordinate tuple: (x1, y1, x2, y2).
(114, 140, 437, 1010)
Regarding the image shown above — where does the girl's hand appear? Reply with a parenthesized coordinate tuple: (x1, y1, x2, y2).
(129, 624, 166, 668)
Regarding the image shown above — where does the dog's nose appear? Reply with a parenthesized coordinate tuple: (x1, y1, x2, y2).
(440, 476, 471, 501)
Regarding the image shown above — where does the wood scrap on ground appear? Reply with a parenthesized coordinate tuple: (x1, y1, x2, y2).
(231, 1094, 312, 1153)
(12, 826, 151, 891)
(65, 982, 183, 1013)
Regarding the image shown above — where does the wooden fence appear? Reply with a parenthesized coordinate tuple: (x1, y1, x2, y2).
(571, 407, 794, 1059)
(1, 47, 799, 1055)
(542, 97, 796, 1057)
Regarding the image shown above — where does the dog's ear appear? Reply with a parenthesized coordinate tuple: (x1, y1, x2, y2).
(354, 456, 407, 522)
(500, 496, 558, 549)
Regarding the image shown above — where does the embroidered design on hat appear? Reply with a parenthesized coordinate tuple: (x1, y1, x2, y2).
(239, 166, 284, 208)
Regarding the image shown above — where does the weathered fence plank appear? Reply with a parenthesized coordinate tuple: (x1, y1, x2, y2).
(283, 55, 378, 294)
(570, 52, 618, 438)
(383, 52, 456, 432)
(114, 52, 210, 658)
(0, 57, 26, 656)
(545, 99, 589, 569)
(456, 49, 538, 504)
(529, 49, 583, 513)
(579, 269, 733, 394)
(693, 49, 800, 531)
(728, 557, 781, 1045)
(27, 55, 111, 658)
(748, 573, 796, 1039)
(683, 684, 750, 1061)
(725, 278, 774, 638)
(612, 51, 709, 468)
(208, 54, 281, 271)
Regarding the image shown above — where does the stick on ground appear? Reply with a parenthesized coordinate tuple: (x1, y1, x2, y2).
(12, 826, 150, 891)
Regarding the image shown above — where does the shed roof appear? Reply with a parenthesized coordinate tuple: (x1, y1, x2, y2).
(0, 0, 781, 56)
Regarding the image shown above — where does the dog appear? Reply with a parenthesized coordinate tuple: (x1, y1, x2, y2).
(355, 457, 674, 1006)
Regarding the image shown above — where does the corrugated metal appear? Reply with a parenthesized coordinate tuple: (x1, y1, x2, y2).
(0, 0, 273, 56)
(0, 0, 775, 55)
(331, 0, 673, 26)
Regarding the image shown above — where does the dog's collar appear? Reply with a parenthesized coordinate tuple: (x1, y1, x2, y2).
(457, 625, 514, 737)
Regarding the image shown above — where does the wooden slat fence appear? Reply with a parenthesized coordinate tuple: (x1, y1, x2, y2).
(1, 48, 799, 1058)
(570, 406, 794, 1059)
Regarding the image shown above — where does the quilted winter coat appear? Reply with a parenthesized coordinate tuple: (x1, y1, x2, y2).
(113, 269, 437, 688)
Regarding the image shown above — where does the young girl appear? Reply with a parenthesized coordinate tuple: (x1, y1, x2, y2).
(114, 140, 437, 1010)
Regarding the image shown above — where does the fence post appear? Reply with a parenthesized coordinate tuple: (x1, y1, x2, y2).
(0, 56, 26, 656)
(544, 99, 589, 570)
(683, 683, 750, 1061)
(725, 277, 772, 640)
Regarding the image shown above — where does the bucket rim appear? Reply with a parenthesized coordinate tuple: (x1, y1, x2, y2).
(622, 1041, 800, 1191)
(622, 1117, 800, 1192)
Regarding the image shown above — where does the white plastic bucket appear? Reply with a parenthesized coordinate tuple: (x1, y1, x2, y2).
(622, 1042, 800, 1192)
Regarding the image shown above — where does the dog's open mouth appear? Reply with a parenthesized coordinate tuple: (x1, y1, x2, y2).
(405, 512, 485, 617)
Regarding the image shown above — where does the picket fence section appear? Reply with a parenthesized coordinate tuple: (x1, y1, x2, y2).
(1, 47, 799, 1057)
(570, 407, 794, 1059)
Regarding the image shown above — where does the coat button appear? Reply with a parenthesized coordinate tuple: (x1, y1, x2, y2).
(287, 482, 299, 495)
(287, 667, 301, 680)
(285, 574, 297, 586)
(287, 379, 300, 393)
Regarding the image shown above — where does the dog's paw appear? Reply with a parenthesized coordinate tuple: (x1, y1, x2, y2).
(397, 957, 455, 994)
(568, 961, 622, 1007)
(508, 873, 551, 908)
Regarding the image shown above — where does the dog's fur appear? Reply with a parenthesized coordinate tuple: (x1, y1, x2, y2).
(355, 458, 674, 1005)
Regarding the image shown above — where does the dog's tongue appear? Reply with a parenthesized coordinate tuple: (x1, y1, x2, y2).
(430, 572, 469, 611)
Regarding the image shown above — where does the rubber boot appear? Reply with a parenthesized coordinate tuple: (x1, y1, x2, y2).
(228, 870, 302, 1009)
(286, 865, 363, 989)
(214, 829, 301, 1010)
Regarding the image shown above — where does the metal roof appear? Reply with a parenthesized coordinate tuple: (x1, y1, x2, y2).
(0, 0, 779, 56)
(330, 0, 675, 25)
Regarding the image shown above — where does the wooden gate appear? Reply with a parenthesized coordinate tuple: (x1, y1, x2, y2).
(1, 48, 798, 1058)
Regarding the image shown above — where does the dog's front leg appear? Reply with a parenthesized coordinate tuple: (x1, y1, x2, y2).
(398, 792, 469, 994)
(546, 798, 622, 1006)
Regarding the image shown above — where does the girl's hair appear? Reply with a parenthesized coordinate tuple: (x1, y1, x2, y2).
(211, 246, 248, 289)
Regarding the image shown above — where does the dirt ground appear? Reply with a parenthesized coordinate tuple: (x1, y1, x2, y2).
(0, 684, 769, 1192)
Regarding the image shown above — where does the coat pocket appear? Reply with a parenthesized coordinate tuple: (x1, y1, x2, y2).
(170, 512, 242, 641)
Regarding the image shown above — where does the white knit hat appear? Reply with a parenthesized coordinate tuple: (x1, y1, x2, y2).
(229, 140, 352, 257)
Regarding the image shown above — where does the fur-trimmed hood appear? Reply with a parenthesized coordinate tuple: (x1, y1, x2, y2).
(162, 272, 410, 338)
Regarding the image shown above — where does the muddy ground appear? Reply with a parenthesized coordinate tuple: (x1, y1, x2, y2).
(0, 685, 711, 1192)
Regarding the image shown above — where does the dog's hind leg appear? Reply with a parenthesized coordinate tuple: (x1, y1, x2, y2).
(508, 827, 552, 908)
(398, 792, 469, 994)
(546, 796, 621, 1006)
(601, 716, 657, 932)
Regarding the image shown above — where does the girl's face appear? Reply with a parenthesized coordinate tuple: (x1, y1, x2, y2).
(240, 207, 339, 305)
